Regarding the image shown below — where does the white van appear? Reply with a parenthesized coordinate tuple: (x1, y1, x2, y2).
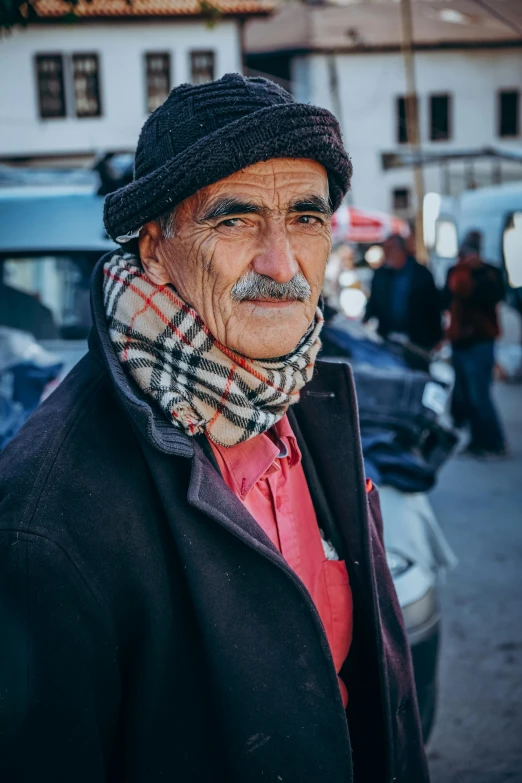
(424, 183, 522, 310)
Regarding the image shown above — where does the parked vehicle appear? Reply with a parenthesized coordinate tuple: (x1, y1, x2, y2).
(0, 180, 113, 372)
(424, 183, 522, 309)
(322, 313, 458, 741)
(424, 184, 522, 380)
(0, 328, 63, 449)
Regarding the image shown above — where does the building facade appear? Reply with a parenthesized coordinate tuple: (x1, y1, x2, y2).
(291, 48, 522, 216)
(246, 0, 522, 218)
(0, 0, 272, 164)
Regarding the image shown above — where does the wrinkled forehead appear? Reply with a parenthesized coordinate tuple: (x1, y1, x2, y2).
(184, 158, 330, 215)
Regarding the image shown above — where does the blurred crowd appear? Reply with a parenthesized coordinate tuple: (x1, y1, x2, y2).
(325, 228, 507, 458)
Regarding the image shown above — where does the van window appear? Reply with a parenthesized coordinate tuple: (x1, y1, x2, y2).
(435, 220, 458, 259)
(503, 213, 522, 289)
(0, 256, 94, 341)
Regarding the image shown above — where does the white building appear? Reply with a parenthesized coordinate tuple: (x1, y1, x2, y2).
(0, 0, 272, 165)
(246, 0, 522, 219)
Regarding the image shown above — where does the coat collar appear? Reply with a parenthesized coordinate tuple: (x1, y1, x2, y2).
(89, 254, 194, 458)
(89, 253, 360, 461)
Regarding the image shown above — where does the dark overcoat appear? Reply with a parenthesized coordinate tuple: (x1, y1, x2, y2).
(0, 260, 429, 782)
(364, 259, 442, 351)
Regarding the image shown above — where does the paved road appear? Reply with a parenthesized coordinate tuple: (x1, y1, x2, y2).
(427, 382, 522, 783)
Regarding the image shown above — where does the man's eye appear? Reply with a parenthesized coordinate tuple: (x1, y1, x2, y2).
(297, 215, 321, 225)
(218, 218, 241, 228)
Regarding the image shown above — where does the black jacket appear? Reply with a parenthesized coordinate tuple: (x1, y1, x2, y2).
(365, 259, 442, 351)
(0, 258, 429, 782)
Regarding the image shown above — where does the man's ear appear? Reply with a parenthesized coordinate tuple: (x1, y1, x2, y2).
(139, 222, 172, 286)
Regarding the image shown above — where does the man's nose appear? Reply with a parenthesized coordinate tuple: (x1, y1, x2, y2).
(251, 225, 300, 283)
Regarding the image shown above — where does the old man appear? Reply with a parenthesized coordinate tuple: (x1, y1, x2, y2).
(0, 75, 428, 782)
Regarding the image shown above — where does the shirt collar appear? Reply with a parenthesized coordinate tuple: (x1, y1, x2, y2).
(210, 415, 302, 500)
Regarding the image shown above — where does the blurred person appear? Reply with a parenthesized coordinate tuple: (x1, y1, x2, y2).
(0, 76, 428, 782)
(364, 233, 442, 351)
(405, 229, 417, 257)
(324, 242, 358, 306)
(443, 231, 506, 456)
(338, 241, 356, 272)
(323, 245, 342, 302)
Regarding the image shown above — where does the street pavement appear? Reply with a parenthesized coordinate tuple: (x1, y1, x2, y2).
(427, 381, 522, 782)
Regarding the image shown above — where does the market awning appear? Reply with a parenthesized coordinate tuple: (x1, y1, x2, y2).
(331, 206, 410, 244)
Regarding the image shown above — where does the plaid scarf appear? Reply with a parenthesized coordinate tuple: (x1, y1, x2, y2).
(103, 251, 323, 447)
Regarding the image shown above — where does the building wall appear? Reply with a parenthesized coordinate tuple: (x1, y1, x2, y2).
(299, 49, 522, 215)
(0, 20, 241, 158)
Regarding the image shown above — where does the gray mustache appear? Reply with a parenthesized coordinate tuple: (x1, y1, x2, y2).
(231, 271, 311, 302)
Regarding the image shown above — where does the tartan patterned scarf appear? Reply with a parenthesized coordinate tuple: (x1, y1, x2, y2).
(103, 251, 323, 447)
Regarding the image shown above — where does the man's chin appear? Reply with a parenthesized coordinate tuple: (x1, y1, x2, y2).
(227, 300, 315, 359)
(234, 326, 311, 360)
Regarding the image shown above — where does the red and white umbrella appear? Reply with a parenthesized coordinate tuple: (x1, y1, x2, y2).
(331, 205, 410, 244)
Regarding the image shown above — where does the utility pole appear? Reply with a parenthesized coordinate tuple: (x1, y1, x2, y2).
(238, 17, 246, 75)
(327, 53, 353, 206)
(399, 0, 426, 261)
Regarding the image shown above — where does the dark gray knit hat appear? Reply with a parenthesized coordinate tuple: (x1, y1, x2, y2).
(103, 73, 352, 242)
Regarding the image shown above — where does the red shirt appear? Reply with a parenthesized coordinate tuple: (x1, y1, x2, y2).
(209, 415, 353, 707)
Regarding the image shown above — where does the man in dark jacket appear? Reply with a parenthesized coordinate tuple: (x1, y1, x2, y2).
(364, 234, 441, 352)
(443, 233, 506, 456)
(0, 75, 428, 782)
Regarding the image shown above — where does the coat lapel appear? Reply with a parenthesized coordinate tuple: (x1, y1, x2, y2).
(293, 358, 393, 778)
(186, 444, 285, 562)
(292, 358, 372, 585)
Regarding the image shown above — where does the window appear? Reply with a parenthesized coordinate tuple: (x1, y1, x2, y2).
(430, 94, 451, 141)
(34, 52, 102, 120)
(1, 256, 94, 340)
(145, 53, 171, 113)
(499, 90, 519, 137)
(392, 188, 411, 211)
(190, 51, 215, 85)
(396, 96, 418, 144)
(435, 220, 458, 259)
(35, 54, 66, 119)
(72, 53, 102, 118)
(397, 97, 407, 144)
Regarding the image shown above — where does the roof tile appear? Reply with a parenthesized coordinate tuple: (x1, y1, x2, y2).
(34, 0, 274, 20)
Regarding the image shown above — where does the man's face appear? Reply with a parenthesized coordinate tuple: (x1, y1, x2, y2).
(382, 238, 407, 270)
(139, 158, 332, 359)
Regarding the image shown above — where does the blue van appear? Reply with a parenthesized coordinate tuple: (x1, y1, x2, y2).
(0, 181, 115, 372)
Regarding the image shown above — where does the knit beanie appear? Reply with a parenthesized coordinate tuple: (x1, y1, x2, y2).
(103, 73, 352, 242)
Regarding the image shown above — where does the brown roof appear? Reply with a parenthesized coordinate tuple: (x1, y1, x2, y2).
(34, 0, 274, 20)
(246, 0, 522, 54)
